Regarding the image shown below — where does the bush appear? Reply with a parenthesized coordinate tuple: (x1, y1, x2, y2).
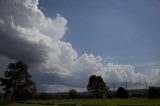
(68, 89, 78, 99)
(117, 87, 128, 98)
(38, 93, 53, 100)
(148, 86, 160, 99)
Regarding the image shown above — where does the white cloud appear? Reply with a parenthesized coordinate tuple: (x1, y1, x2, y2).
(135, 61, 160, 67)
(0, 0, 157, 92)
(105, 63, 147, 82)
(149, 68, 160, 83)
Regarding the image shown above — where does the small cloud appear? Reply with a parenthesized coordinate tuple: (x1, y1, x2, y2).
(135, 61, 160, 67)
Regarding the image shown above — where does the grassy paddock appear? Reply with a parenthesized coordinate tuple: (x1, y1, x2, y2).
(0, 98, 160, 106)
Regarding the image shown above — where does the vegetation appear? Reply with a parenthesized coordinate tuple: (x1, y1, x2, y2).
(68, 89, 78, 99)
(0, 98, 160, 106)
(148, 86, 160, 99)
(117, 87, 128, 98)
(87, 75, 108, 98)
(37, 92, 53, 100)
(0, 61, 36, 101)
(0, 92, 4, 100)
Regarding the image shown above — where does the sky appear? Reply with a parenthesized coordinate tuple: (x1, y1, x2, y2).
(0, 0, 160, 92)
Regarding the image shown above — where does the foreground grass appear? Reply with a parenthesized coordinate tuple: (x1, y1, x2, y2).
(1, 98, 160, 106)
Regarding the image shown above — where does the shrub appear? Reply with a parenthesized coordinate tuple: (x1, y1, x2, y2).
(148, 86, 160, 99)
(117, 87, 128, 98)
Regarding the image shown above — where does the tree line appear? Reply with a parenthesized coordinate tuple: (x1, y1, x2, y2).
(0, 61, 160, 101)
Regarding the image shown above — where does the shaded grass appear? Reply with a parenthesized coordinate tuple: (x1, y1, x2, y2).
(0, 100, 12, 105)
(1, 98, 160, 106)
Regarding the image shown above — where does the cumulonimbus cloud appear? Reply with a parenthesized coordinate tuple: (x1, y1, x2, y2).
(0, 0, 158, 92)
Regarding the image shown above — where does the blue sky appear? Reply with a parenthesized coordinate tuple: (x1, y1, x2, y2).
(39, 0, 160, 73)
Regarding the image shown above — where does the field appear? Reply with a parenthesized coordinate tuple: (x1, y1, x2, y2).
(0, 98, 160, 106)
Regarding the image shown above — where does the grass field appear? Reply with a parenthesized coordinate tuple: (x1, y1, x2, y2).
(0, 98, 160, 106)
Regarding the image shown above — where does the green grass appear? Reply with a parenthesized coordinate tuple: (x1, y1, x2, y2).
(0, 98, 160, 106)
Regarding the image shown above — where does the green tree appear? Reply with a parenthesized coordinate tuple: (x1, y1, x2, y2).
(148, 86, 160, 99)
(0, 61, 36, 101)
(68, 89, 78, 99)
(38, 92, 53, 100)
(87, 75, 108, 98)
(117, 87, 128, 98)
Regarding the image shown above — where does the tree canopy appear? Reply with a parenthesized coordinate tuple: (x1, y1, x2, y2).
(148, 86, 160, 99)
(0, 60, 36, 101)
(68, 89, 78, 99)
(117, 87, 128, 98)
(87, 75, 108, 98)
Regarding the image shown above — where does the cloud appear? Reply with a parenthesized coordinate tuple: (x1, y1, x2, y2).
(0, 0, 158, 92)
(135, 61, 160, 68)
(0, 0, 68, 63)
(149, 68, 160, 83)
(40, 84, 86, 93)
(0, 55, 14, 77)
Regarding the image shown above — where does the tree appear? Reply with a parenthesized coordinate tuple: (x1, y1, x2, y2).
(148, 86, 160, 99)
(117, 87, 128, 98)
(68, 89, 78, 99)
(38, 92, 53, 100)
(87, 75, 108, 98)
(0, 61, 36, 101)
